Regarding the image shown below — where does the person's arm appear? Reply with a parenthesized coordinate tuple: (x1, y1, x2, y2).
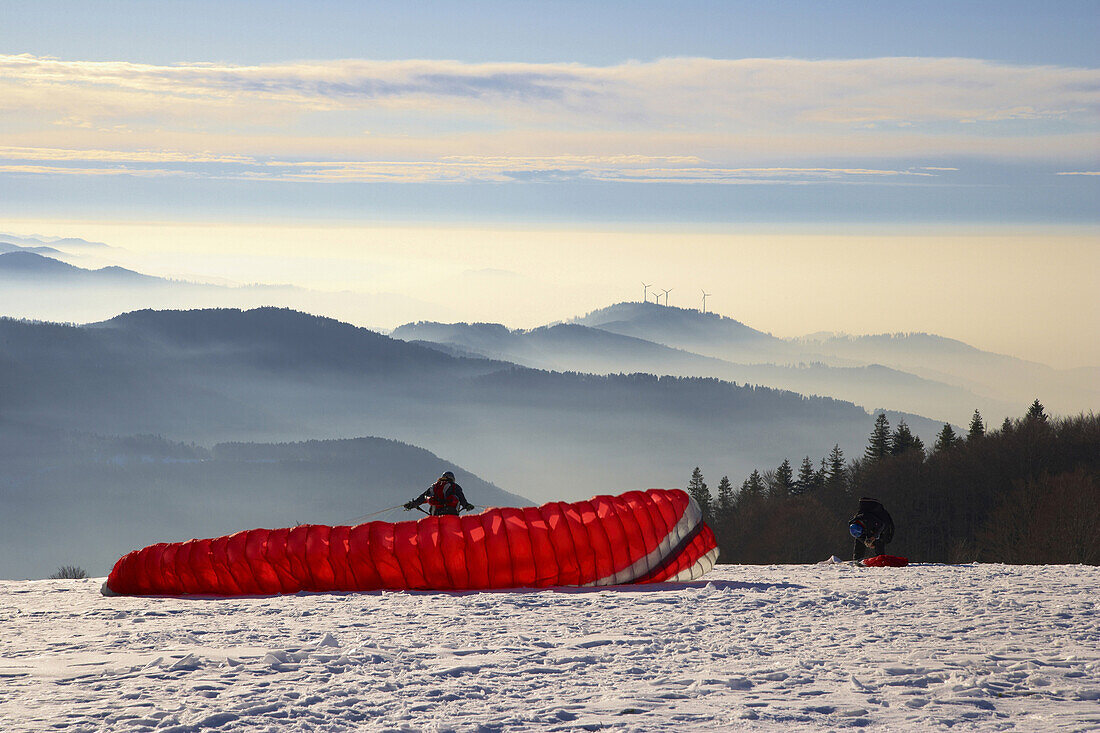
(453, 484, 474, 511)
(403, 488, 429, 510)
(880, 510, 895, 544)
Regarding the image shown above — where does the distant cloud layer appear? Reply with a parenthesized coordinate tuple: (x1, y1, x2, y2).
(0, 53, 1097, 184)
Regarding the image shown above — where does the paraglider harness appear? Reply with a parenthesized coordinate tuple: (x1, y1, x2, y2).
(427, 478, 461, 514)
(404, 476, 473, 516)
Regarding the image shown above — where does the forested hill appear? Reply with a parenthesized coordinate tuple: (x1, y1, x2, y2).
(0, 424, 525, 579)
(393, 320, 754, 377)
(0, 251, 154, 283)
(695, 405, 1100, 565)
(393, 317, 1004, 426)
(561, 302, 1096, 423)
(91, 307, 469, 376)
(574, 301, 780, 355)
(0, 307, 929, 501)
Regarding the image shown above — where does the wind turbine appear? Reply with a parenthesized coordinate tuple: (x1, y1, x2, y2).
(701, 289, 711, 314)
(641, 282, 652, 304)
(661, 288, 673, 307)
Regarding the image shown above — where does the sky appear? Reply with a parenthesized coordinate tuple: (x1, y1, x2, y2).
(1, 1, 1098, 366)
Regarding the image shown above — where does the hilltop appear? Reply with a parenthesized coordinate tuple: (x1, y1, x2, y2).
(394, 302, 1079, 425)
(2, 307, 918, 500)
(0, 422, 524, 579)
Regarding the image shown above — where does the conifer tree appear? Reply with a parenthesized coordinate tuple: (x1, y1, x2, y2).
(687, 467, 712, 516)
(1025, 399, 1048, 424)
(740, 469, 765, 504)
(890, 419, 918, 456)
(715, 475, 735, 520)
(1001, 417, 1014, 433)
(846, 458, 865, 492)
(772, 458, 794, 498)
(794, 456, 816, 495)
(825, 444, 847, 493)
(967, 410, 985, 440)
(934, 423, 959, 452)
(865, 413, 891, 462)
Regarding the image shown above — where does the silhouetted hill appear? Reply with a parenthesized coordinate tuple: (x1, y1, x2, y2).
(46, 236, 111, 249)
(93, 307, 469, 377)
(0, 251, 155, 283)
(0, 250, 81, 275)
(394, 319, 721, 372)
(393, 317, 1009, 424)
(0, 233, 109, 249)
(0, 241, 62, 255)
(562, 302, 1095, 422)
(796, 333, 1099, 419)
(0, 421, 526, 579)
(1, 309, 503, 441)
(393, 320, 740, 375)
(574, 302, 782, 358)
(0, 253, 444, 333)
(797, 331, 1022, 368)
(392, 321, 514, 354)
(1, 308, 914, 505)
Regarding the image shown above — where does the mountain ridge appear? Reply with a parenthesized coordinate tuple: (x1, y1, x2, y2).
(1, 307, 933, 505)
(0, 250, 155, 282)
(393, 308, 1026, 425)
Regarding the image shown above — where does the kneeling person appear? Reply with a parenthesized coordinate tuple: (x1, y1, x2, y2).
(849, 497, 894, 560)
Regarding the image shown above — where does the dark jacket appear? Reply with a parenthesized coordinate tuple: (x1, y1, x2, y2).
(851, 497, 894, 560)
(407, 478, 471, 516)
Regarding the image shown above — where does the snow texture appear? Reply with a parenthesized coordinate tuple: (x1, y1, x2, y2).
(2, 564, 1098, 731)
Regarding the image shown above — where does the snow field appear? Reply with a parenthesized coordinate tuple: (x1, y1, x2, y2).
(1, 564, 1098, 731)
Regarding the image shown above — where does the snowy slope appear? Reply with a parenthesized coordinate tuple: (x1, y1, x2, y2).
(2, 564, 1098, 731)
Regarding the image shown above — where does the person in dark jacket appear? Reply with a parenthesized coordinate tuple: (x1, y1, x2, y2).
(404, 471, 474, 516)
(849, 497, 894, 560)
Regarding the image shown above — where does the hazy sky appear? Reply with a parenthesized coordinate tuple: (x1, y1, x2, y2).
(1, 1, 1097, 366)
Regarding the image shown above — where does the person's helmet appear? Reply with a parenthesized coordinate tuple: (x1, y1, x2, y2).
(441, 471, 455, 482)
(849, 521, 865, 539)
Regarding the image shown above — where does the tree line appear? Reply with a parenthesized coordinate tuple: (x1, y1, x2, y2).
(688, 400, 1100, 564)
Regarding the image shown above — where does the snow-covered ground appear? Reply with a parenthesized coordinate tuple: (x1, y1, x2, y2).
(2, 564, 1098, 732)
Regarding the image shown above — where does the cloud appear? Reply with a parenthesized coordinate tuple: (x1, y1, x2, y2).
(1056, 171, 1100, 176)
(2, 54, 1096, 127)
(0, 146, 252, 164)
(0, 54, 1096, 182)
(0, 164, 191, 177)
(0, 145, 957, 184)
(245, 157, 949, 184)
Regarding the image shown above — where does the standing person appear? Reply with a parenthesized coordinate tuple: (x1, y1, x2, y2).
(849, 497, 894, 560)
(404, 471, 474, 516)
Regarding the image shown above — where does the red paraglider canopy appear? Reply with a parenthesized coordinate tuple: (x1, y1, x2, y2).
(104, 489, 718, 596)
(861, 554, 909, 567)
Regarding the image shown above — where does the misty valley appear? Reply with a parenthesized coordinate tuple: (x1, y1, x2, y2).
(2, 238, 1098, 579)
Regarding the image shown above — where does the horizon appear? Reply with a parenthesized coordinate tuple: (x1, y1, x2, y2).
(1, 2, 1098, 369)
(2, 219, 1098, 369)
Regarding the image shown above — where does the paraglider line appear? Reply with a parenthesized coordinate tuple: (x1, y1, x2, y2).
(346, 504, 405, 524)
